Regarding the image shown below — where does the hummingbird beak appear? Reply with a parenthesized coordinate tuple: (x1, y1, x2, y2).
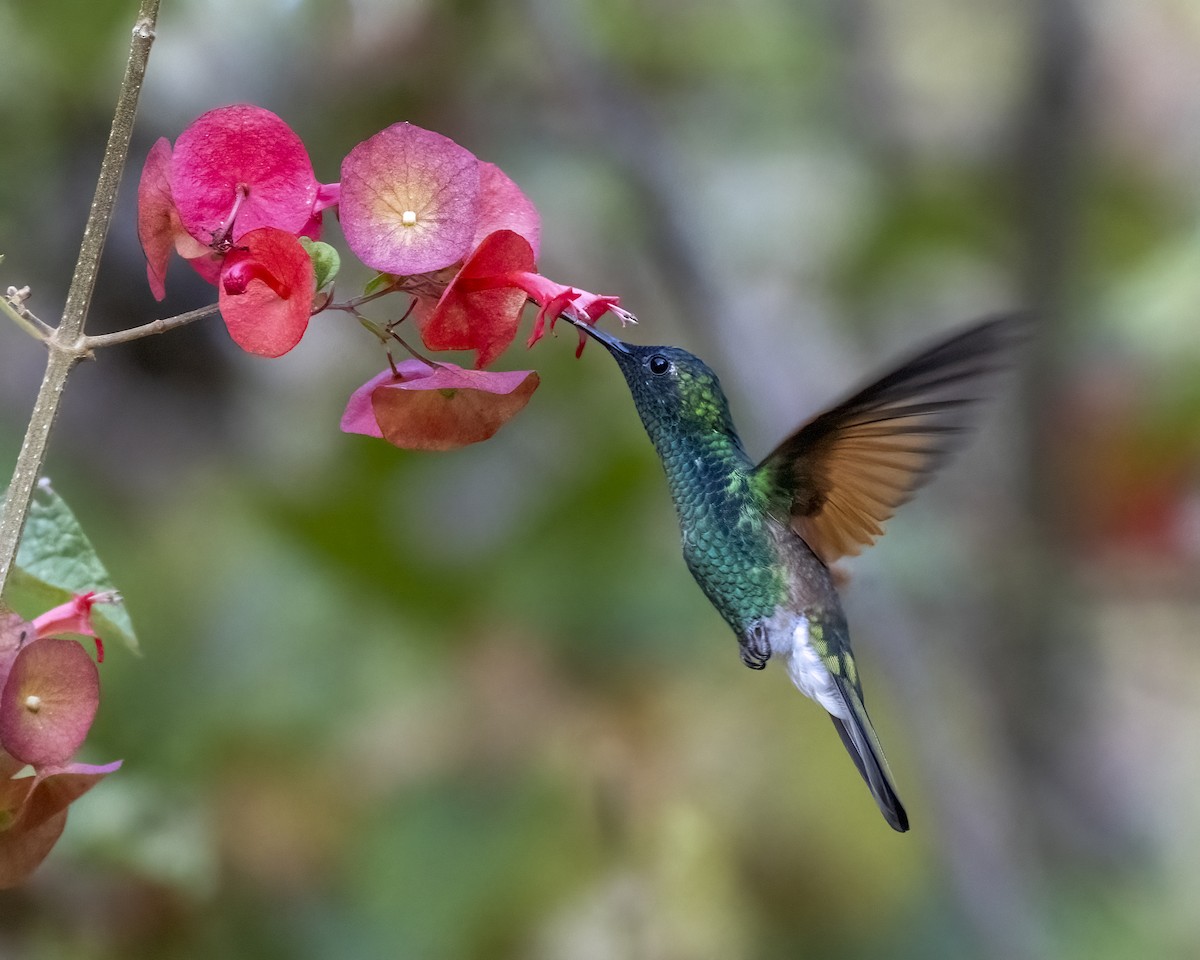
(561, 314, 632, 355)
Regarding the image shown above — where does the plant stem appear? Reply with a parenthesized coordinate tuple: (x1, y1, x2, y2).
(1, 285, 53, 341)
(0, 0, 161, 599)
(82, 303, 219, 351)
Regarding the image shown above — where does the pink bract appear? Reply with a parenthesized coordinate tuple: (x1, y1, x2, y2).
(137, 137, 181, 301)
(0, 613, 32, 687)
(218, 228, 316, 358)
(342, 360, 539, 450)
(0, 760, 122, 889)
(473, 163, 541, 256)
(420, 230, 537, 369)
(0, 638, 100, 768)
(171, 105, 322, 245)
(340, 368, 391, 438)
(339, 123, 481, 276)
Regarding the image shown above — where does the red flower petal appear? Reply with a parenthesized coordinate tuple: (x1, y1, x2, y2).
(473, 163, 541, 257)
(340, 123, 481, 275)
(367, 360, 540, 450)
(137, 138, 183, 301)
(171, 105, 320, 244)
(0, 638, 100, 768)
(419, 230, 537, 368)
(217, 228, 316, 358)
(495, 272, 637, 354)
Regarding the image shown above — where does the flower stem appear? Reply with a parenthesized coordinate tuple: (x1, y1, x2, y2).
(387, 329, 443, 370)
(0, 0, 160, 599)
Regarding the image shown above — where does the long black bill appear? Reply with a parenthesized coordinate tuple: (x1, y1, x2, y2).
(560, 314, 632, 355)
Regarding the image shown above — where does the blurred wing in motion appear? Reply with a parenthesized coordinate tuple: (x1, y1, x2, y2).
(753, 314, 1026, 563)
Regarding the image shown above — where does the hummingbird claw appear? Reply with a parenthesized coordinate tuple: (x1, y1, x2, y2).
(739, 623, 771, 670)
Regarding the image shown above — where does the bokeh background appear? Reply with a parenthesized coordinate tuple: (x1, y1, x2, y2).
(3, 0, 1200, 957)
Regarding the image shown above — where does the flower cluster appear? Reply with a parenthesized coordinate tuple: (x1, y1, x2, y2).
(138, 107, 634, 449)
(0, 594, 120, 887)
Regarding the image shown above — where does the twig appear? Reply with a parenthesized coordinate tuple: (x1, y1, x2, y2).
(1, 286, 53, 342)
(81, 303, 219, 351)
(0, 0, 161, 597)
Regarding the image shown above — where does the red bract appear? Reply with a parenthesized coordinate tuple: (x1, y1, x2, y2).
(416, 230, 634, 360)
(218, 228, 316, 358)
(171, 104, 324, 245)
(419, 230, 537, 368)
(522, 283, 635, 357)
(340, 123, 481, 276)
(341, 361, 539, 450)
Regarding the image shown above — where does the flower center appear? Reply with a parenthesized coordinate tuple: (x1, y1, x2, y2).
(24, 695, 41, 713)
(400, 210, 418, 227)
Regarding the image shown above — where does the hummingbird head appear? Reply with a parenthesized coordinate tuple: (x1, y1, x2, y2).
(571, 320, 736, 436)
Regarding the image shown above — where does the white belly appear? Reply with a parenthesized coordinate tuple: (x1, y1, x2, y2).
(772, 616, 850, 720)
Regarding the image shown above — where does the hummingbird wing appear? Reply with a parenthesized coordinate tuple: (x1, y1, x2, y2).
(753, 313, 1025, 564)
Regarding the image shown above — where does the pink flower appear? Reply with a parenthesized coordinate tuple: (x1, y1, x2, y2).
(339, 123, 543, 279)
(341, 361, 539, 450)
(31, 590, 109, 662)
(135, 106, 338, 357)
(0, 604, 120, 888)
(340, 123, 482, 276)
(171, 104, 329, 246)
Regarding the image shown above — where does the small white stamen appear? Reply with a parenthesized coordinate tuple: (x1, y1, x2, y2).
(24, 695, 41, 713)
(401, 210, 418, 227)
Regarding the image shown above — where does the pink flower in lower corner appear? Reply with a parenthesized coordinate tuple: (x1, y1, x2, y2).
(0, 604, 121, 889)
(341, 360, 540, 450)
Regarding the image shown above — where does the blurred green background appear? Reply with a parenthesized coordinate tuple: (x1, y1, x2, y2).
(3, 0, 1200, 957)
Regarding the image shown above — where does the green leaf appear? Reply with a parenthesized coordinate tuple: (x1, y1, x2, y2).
(2, 480, 138, 654)
(298, 237, 341, 291)
(363, 272, 398, 297)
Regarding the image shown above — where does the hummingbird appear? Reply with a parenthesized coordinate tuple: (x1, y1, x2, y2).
(565, 313, 1024, 832)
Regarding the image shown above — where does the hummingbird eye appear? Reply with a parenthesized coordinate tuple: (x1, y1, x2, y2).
(648, 354, 671, 376)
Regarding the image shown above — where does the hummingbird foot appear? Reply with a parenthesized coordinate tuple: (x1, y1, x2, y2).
(738, 622, 771, 670)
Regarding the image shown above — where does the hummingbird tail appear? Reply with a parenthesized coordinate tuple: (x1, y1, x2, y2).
(829, 685, 909, 833)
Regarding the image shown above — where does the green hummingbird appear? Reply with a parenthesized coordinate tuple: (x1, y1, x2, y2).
(566, 313, 1024, 832)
